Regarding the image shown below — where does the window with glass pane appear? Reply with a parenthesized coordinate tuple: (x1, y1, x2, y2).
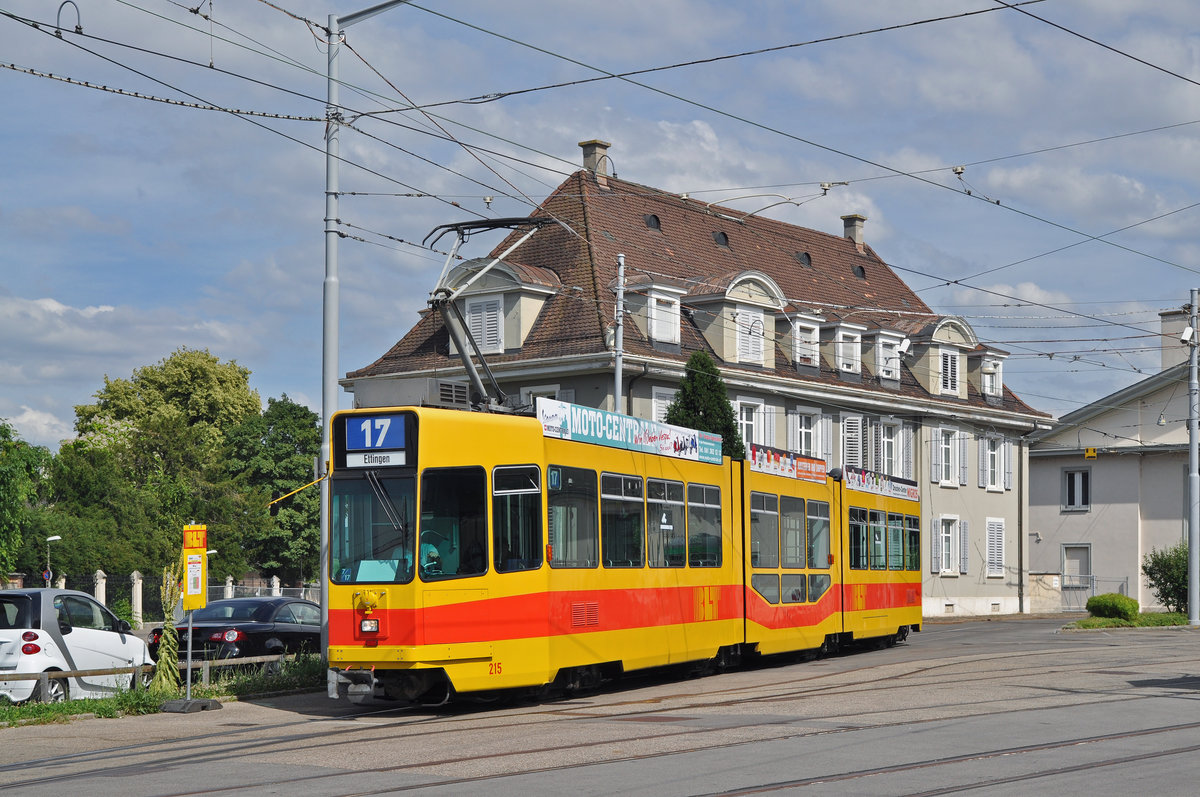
(941, 430, 955, 483)
(420, 467, 487, 580)
(331, 474, 416, 584)
(807, 500, 831, 569)
(548, 466, 598, 568)
(888, 513, 904, 570)
(687, 483, 722, 567)
(782, 574, 807, 604)
(750, 492, 780, 568)
(808, 573, 831, 602)
(602, 473, 644, 567)
(493, 465, 542, 573)
(647, 479, 685, 567)
(780, 496, 806, 568)
(848, 507, 868, 569)
(869, 509, 887, 570)
(905, 516, 921, 571)
(752, 573, 780, 604)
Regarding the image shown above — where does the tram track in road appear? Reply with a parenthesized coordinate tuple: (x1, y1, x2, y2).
(6, 646, 1200, 795)
(5, 631, 1200, 794)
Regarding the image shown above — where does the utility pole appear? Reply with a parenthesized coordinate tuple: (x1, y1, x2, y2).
(614, 254, 625, 413)
(320, 0, 414, 661)
(1189, 288, 1198, 626)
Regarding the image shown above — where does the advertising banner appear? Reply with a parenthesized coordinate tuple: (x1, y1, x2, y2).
(537, 397, 723, 465)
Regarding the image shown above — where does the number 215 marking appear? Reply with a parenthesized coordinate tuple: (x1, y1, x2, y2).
(489, 662, 503, 676)
(359, 418, 391, 448)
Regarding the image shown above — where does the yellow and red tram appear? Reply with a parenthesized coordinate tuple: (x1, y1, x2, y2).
(326, 400, 921, 705)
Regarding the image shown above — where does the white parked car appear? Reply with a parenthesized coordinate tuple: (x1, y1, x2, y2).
(0, 588, 154, 703)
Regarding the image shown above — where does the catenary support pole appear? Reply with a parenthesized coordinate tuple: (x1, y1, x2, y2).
(1188, 288, 1198, 626)
(614, 254, 625, 413)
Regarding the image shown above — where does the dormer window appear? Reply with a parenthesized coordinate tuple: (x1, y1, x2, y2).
(981, 357, 1003, 397)
(737, 306, 765, 365)
(466, 296, 504, 354)
(644, 214, 661, 231)
(712, 231, 730, 248)
(649, 291, 680, 344)
(837, 330, 861, 374)
(876, 338, 902, 381)
(940, 348, 960, 394)
(792, 320, 819, 367)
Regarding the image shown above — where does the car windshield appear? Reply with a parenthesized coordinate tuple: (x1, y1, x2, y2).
(191, 601, 272, 623)
(0, 596, 33, 630)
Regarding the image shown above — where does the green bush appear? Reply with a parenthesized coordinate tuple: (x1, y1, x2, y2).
(109, 598, 133, 626)
(1142, 542, 1189, 614)
(1086, 592, 1139, 621)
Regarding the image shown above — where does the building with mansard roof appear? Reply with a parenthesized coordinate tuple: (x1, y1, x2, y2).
(343, 140, 1051, 617)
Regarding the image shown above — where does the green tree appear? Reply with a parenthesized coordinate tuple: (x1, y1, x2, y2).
(0, 420, 50, 574)
(1141, 541, 1189, 614)
(225, 395, 321, 585)
(19, 348, 265, 583)
(75, 347, 261, 450)
(664, 351, 745, 460)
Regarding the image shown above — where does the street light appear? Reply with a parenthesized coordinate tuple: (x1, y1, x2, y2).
(321, 0, 415, 660)
(44, 535, 62, 587)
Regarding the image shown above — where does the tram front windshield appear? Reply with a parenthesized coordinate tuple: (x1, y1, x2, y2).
(331, 472, 416, 584)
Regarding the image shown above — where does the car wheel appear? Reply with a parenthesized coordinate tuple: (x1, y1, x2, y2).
(30, 672, 68, 703)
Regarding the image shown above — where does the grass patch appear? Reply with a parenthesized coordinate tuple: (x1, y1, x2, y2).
(0, 655, 326, 726)
(1067, 612, 1189, 629)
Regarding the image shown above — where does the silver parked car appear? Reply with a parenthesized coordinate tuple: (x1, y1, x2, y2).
(0, 588, 154, 703)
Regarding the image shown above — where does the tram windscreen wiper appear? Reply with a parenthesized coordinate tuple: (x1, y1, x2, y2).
(365, 470, 407, 534)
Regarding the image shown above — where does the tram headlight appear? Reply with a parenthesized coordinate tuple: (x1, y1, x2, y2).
(360, 618, 380, 633)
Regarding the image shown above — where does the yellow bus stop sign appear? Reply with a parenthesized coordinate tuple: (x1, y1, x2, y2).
(182, 524, 208, 611)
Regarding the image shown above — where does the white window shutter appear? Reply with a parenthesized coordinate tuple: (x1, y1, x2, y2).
(902, 423, 914, 480)
(930, 526, 941, 573)
(959, 519, 970, 574)
(870, 420, 882, 473)
(1004, 440, 1013, 490)
(931, 429, 942, 483)
(820, 414, 833, 466)
(978, 437, 988, 488)
(843, 416, 863, 468)
(958, 432, 969, 486)
(986, 519, 1004, 576)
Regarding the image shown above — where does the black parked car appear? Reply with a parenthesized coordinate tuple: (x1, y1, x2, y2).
(148, 597, 320, 661)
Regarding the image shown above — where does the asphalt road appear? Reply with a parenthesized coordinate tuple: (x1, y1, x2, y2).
(4, 617, 1200, 796)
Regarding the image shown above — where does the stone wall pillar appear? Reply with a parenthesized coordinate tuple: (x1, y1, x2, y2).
(270, 575, 281, 596)
(130, 571, 143, 628)
(224, 575, 234, 599)
(93, 570, 107, 605)
(55, 574, 66, 589)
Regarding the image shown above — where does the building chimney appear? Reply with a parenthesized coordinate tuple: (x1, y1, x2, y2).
(842, 214, 866, 252)
(579, 139, 612, 176)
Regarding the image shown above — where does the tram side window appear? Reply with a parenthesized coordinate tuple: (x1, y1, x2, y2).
(750, 492, 780, 568)
(848, 507, 868, 570)
(888, 513, 905, 570)
(548, 466, 598, 568)
(687, 483, 722, 568)
(780, 497, 805, 569)
(905, 515, 921, 571)
(752, 573, 780, 605)
(419, 467, 487, 580)
(869, 509, 887, 570)
(782, 574, 807, 604)
(807, 500, 830, 570)
(647, 479, 685, 568)
(493, 465, 542, 573)
(808, 573, 831, 603)
(602, 473, 645, 568)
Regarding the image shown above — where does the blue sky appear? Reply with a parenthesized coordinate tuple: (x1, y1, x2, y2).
(3, 0, 1199, 449)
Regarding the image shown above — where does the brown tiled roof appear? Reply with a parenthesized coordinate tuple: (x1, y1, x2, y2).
(347, 170, 1047, 420)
